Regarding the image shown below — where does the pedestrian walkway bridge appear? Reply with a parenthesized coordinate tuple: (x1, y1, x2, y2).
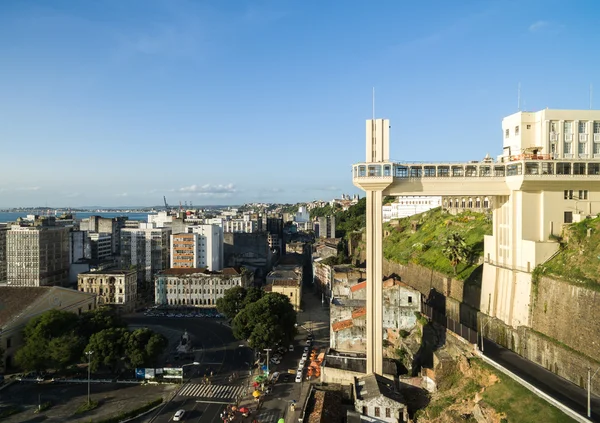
(352, 154, 600, 196)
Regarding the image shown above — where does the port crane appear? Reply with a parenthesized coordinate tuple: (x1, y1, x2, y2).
(163, 196, 169, 211)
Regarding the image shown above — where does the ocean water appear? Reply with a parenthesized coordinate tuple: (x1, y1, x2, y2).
(0, 212, 149, 223)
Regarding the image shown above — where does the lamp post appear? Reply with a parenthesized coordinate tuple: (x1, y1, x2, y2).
(85, 350, 94, 405)
(588, 366, 600, 418)
(181, 361, 200, 384)
(479, 318, 492, 352)
(264, 348, 272, 377)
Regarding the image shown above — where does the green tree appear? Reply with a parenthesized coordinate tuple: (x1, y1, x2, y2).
(442, 232, 470, 275)
(232, 293, 296, 350)
(77, 307, 125, 340)
(86, 328, 129, 373)
(15, 309, 82, 372)
(125, 328, 167, 368)
(216, 286, 248, 319)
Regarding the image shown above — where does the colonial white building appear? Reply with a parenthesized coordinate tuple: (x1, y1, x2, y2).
(353, 374, 408, 423)
(154, 267, 250, 307)
(78, 269, 137, 312)
(382, 196, 442, 222)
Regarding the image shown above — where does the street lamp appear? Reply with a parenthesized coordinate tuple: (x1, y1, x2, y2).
(588, 366, 600, 418)
(181, 362, 200, 383)
(85, 350, 94, 405)
(264, 348, 272, 377)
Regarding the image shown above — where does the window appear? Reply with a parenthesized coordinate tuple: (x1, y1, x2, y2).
(564, 141, 572, 154)
(527, 124, 531, 129)
(564, 190, 574, 200)
(386, 408, 391, 418)
(579, 190, 589, 200)
(574, 163, 586, 175)
(564, 211, 573, 224)
(515, 126, 520, 135)
(564, 121, 573, 134)
(595, 122, 600, 134)
(550, 121, 557, 132)
(579, 142, 587, 155)
(290, 292, 293, 297)
(362, 407, 367, 415)
(505, 128, 509, 138)
(579, 121, 587, 133)
(6, 337, 11, 348)
(374, 407, 380, 417)
(595, 144, 600, 155)
(557, 163, 571, 174)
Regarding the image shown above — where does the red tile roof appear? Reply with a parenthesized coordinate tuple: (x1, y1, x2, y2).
(332, 319, 353, 332)
(350, 281, 367, 292)
(352, 307, 366, 319)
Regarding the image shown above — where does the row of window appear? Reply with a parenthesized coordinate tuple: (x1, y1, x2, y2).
(564, 190, 589, 200)
(362, 406, 392, 418)
(159, 288, 227, 294)
(164, 298, 215, 305)
(445, 198, 490, 208)
(505, 121, 600, 138)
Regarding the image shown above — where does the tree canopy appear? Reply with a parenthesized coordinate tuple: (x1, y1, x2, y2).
(15, 307, 167, 373)
(231, 292, 297, 350)
(216, 286, 264, 320)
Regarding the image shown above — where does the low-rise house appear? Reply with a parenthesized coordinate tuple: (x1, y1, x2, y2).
(154, 267, 250, 307)
(0, 286, 96, 370)
(77, 269, 137, 312)
(353, 374, 408, 423)
(265, 267, 302, 311)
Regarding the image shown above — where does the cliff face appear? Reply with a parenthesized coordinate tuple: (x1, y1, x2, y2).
(353, 217, 600, 393)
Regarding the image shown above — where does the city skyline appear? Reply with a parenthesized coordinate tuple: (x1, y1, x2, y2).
(2, 0, 600, 207)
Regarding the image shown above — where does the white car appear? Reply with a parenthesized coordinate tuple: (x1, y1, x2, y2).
(173, 409, 185, 421)
(289, 344, 294, 351)
(298, 359, 306, 369)
(295, 371, 303, 383)
(270, 357, 281, 365)
(303, 346, 309, 353)
(301, 352, 308, 360)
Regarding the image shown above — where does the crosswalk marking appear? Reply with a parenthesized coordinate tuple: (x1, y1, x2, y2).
(178, 383, 246, 400)
(254, 409, 280, 423)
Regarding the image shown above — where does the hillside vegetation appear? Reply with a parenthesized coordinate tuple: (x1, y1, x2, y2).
(383, 208, 492, 281)
(534, 215, 600, 290)
(415, 356, 575, 423)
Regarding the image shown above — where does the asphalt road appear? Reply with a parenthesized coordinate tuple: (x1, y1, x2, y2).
(125, 316, 251, 423)
(482, 338, 600, 422)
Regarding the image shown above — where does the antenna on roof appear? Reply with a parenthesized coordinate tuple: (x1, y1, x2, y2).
(372, 87, 375, 120)
(517, 82, 521, 111)
(590, 84, 593, 109)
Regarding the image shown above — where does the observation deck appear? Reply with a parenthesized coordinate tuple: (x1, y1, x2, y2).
(352, 154, 600, 196)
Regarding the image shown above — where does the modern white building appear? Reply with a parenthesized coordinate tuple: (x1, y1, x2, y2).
(148, 211, 174, 228)
(154, 267, 250, 307)
(170, 224, 223, 271)
(295, 206, 310, 223)
(120, 223, 171, 285)
(222, 217, 257, 233)
(353, 109, 600, 374)
(382, 196, 442, 222)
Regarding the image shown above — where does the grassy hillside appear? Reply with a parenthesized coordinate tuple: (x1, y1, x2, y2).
(382, 208, 492, 281)
(534, 215, 600, 290)
(415, 357, 576, 423)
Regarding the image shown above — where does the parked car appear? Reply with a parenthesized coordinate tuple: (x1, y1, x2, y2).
(289, 344, 294, 352)
(295, 371, 303, 383)
(173, 409, 185, 421)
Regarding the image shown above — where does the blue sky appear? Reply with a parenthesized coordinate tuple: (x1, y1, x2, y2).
(1, 0, 599, 207)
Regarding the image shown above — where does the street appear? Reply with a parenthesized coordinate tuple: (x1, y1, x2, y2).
(482, 338, 600, 421)
(133, 284, 330, 423)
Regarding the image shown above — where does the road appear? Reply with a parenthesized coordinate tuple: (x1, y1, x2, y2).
(482, 338, 600, 422)
(126, 316, 251, 423)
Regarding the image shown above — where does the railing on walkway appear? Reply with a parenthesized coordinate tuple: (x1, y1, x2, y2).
(421, 303, 478, 345)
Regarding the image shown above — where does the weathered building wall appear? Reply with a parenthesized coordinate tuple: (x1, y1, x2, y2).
(531, 276, 600, 362)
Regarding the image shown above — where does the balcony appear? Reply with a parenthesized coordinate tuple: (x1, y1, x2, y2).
(565, 134, 574, 142)
(579, 133, 588, 142)
(595, 133, 600, 142)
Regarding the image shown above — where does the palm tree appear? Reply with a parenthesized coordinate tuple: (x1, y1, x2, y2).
(442, 232, 469, 275)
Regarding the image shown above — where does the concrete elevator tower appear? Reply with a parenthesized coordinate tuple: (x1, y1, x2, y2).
(352, 119, 393, 374)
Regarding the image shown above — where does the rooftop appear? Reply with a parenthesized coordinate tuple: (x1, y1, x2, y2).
(355, 373, 405, 404)
(0, 287, 54, 327)
(331, 298, 365, 308)
(159, 267, 242, 276)
(267, 269, 300, 281)
(80, 269, 136, 276)
(324, 350, 397, 376)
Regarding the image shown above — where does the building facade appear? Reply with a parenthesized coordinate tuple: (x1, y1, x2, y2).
(0, 225, 7, 285)
(189, 224, 223, 271)
(316, 215, 336, 238)
(154, 267, 249, 307)
(78, 269, 137, 312)
(120, 223, 171, 285)
(266, 267, 302, 311)
(382, 196, 443, 222)
(6, 221, 70, 287)
(80, 215, 127, 255)
(353, 374, 408, 423)
(88, 232, 112, 261)
(223, 218, 257, 233)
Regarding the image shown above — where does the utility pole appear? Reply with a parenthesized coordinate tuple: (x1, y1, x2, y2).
(264, 348, 272, 377)
(85, 350, 94, 405)
(588, 366, 600, 418)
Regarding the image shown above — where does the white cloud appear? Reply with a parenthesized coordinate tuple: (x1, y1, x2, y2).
(529, 21, 549, 32)
(178, 183, 236, 195)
